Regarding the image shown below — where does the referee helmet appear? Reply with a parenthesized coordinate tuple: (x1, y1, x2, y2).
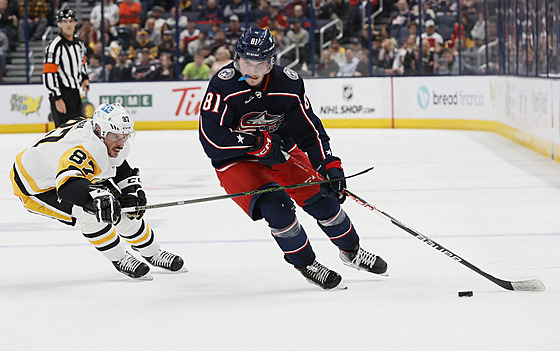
(57, 9, 76, 22)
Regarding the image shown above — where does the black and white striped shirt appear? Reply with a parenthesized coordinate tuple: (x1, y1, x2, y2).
(43, 35, 89, 98)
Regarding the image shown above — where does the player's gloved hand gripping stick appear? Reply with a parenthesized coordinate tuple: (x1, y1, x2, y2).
(287, 155, 545, 292)
(316, 156, 346, 203)
(86, 184, 121, 224)
(246, 130, 287, 166)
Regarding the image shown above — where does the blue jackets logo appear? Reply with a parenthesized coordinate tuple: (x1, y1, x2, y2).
(238, 110, 284, 132)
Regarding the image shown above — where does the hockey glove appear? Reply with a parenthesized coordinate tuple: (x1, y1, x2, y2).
(317, 156, 347, 204)
(247, 130, 287, 166)
(86, 184, 121, 224)
(116, 168, 146, 220)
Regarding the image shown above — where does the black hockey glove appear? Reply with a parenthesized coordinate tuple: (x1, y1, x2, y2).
(86, 184, 121, 224)
(247, 130, 287, 166)
(317, 156, 347, 204)
(116, 168, 146, 220)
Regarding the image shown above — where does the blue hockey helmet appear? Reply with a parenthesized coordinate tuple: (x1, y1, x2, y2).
(235, 27, 276, 63)
(57, 9, 76, 22)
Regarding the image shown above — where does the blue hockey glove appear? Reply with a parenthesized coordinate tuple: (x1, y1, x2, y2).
(317, 156, 346, 204)
(247, 130, 287, 166)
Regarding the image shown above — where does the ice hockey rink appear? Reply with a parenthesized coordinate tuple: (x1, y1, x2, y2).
(1, 128, 559, 350)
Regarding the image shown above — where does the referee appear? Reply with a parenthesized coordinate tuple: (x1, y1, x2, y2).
(42, 9, 90, 127)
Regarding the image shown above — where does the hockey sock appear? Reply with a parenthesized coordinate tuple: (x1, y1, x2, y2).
(82, 223, 127, 261)
(258, 191, 316, 268)
(117, 218, 159, 258)
(303, 197, 359, 251)
(76, 207, 126, 261)
(271, 220, 315, 268)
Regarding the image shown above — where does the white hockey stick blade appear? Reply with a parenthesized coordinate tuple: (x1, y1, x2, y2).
(511, 279, 545, 291)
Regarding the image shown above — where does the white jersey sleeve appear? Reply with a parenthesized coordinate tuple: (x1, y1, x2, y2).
(14, 119, 124, 196)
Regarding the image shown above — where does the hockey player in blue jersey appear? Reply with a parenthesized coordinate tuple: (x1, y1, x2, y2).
(199, 27, 387, 289)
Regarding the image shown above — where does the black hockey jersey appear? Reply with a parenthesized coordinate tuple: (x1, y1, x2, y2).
(199, 63, 333, 170)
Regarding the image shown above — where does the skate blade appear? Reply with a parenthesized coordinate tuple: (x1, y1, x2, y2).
(342, 262, 389, 277)
(334, 281, 348, 290)
(172, 266, 189, 273)
(153, 266, 188, 273)
(135, 273, 153, 281)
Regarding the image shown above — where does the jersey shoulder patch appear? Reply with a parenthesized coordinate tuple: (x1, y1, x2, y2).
(218, 68, 235, 80)
(283, 67, 299, 80)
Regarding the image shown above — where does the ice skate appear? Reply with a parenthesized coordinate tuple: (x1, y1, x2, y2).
(340, 245, 388, 276)
(143, 250, 187, 272)
(113, 252, 152, 280)
(297, 260, 346, 290)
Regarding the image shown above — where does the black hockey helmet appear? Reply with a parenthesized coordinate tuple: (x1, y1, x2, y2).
(57, 9, 76, 22)
(235, 27, 275, 63)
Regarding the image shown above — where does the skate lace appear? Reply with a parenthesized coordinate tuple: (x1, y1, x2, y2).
(149, 250, 175, 268)
(118, 254, 141, 272)
(354, 248, 378, 268)
(306, 262, 331, 283)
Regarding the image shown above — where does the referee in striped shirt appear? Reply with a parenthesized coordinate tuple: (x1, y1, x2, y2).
(43, 9, 90, 127)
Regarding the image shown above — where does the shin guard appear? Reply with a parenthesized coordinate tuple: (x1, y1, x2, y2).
(76, 207, 126, 261)
(271, 219, 315, 268)
(318, 207, 359, 251)
(303, 197, 359, 251)
(258, 191, 317, 268)
(116, 217, 159, 258)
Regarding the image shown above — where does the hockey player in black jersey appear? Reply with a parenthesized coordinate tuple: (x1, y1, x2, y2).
(199, 28, 387, 289)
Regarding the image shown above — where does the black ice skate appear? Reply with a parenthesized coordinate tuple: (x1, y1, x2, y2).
(143, 250, 187, 272)
(112, 252, 152, 280)
(340, 245, 388, 276)
(297, 260, 346, 290)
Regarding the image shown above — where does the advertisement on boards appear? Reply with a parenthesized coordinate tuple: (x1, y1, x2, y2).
(0, 84, 50, 124)
(305, 77, 391, 119)
(89, 81, 209, 122)
(393, 76, 493, 120)
(491, 76, 554, 141)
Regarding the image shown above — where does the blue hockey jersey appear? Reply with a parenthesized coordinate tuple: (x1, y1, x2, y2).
(199, 63, 333, 169)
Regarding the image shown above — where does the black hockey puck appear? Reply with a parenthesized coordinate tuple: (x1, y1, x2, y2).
(458, 291, 473, 297)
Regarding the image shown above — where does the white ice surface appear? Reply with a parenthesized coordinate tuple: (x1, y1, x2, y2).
(1, 129, 559, 350)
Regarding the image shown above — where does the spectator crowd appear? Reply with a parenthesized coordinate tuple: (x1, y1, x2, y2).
(1, 0, 497, 83)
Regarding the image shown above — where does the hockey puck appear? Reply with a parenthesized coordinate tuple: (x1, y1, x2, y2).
(458, 291, 473, 297)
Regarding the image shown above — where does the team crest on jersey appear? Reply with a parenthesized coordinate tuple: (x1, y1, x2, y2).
(218, 68, 235, 80)
(237, 110, 284, 133)
(283, 67, 299, 80)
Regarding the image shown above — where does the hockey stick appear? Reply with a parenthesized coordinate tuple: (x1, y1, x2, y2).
(120, 166, 373, 213)
(287, 155, 545, 292)
(344, 190, 545, 292)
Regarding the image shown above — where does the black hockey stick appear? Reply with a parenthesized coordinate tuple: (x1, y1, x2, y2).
(344, 189, 545, 292)
(120, 166, 373, 213)
(286, 154, 545, 292)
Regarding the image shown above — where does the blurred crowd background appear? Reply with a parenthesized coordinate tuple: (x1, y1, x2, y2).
(2, 0, 559, 83)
